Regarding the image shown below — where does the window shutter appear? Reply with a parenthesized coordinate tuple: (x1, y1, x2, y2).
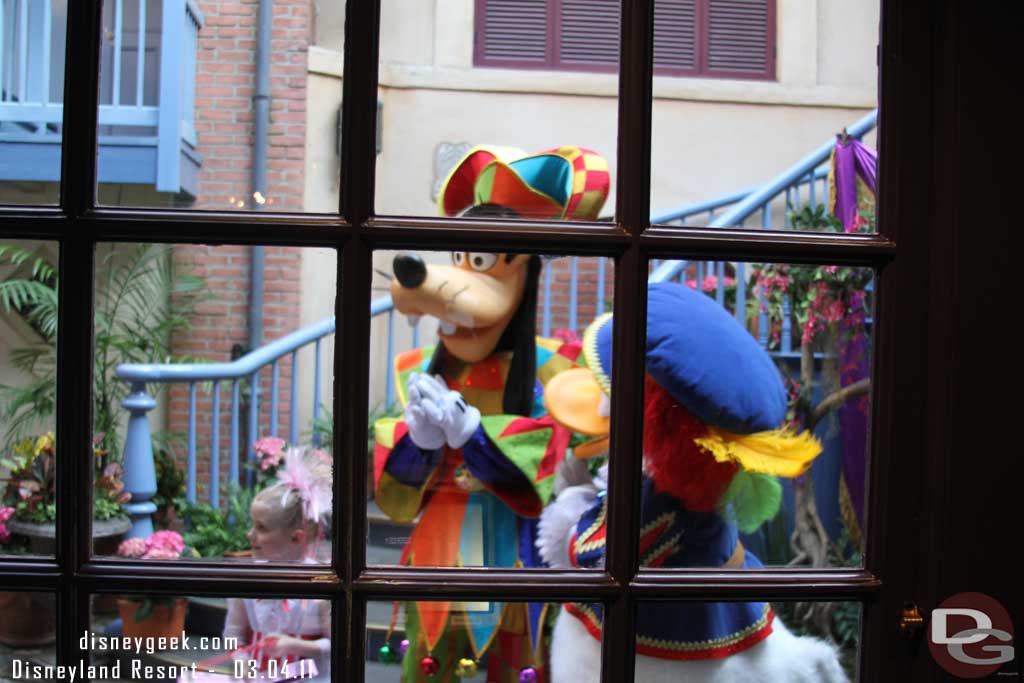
(706, 0, 773, 78)
(653, 0, 698, 73)
(476, 0, 550, 66)
(558, 0, 620, 69)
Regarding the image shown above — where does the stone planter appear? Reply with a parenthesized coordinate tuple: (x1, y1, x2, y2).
(7, 516, 131, 556)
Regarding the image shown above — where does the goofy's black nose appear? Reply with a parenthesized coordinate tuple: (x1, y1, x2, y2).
(393, 253, 427, 289)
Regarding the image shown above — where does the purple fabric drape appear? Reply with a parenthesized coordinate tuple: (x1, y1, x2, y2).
(831, 137, 878, 232)
(830, 135, 876, 535)
(839, 317, 869, 529)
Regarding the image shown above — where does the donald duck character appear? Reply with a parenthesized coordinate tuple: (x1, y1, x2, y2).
(537, 281, 850, 683)
(372, 145, 609, 682)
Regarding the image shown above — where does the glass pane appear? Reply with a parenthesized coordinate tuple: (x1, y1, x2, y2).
(374, 1, 618, 219)
(0, 0, 68, 206)
(95, 0, 344, 212)
(367, 249, 614, 569)
(543, 261, 871, 571)
(91, 243, 337, 565)
(613, 600, 858, 682)
(87, 592, 332, 681)
(650, 1, 879, 234)
(1, 240, 58, 558)
(0, 591, 57, 672)
(367, 599, 575, 682)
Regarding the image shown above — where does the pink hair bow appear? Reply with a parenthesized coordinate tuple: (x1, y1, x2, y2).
(277, 447, 332, 525)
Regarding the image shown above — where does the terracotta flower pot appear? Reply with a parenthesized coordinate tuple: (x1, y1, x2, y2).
(117, 598, 188, 639)
(0, 592, 57, 646)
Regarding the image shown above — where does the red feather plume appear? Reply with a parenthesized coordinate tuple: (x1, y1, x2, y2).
(642, 376, 739, 512)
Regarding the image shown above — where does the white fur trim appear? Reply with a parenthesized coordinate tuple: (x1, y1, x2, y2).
(536, 485, 598, 568)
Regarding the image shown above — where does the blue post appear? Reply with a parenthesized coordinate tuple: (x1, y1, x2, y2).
(313, 339, 322, 444)
(289, 350, 299, 445)
(736, 262, 747, 327)
(782, 295, 793, 354)
(121, 383, 158, 539)
(230, 380, 240, 487)
(270, 360, 279, 437)
(597, 256, 606, 314)
(716, 261, 726, 307)
(247, 371, 258, 486)
(758, 291, 769, 348)
(156, 0, 184, 191)
(187, 382, 196, 504)
(211, 381, 220, 508)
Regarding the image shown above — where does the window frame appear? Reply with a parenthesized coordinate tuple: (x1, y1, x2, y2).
(0, 0, 934, 681)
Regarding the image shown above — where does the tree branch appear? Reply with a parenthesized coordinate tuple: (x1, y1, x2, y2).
(807, 378, 870, 431)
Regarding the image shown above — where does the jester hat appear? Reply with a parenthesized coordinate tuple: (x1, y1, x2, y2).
(545, 282, 821, 478)
(437, 145, 610, 220)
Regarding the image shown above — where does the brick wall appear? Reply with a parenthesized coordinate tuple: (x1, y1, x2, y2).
(536, 257, 615, 341)
(167, 0, 310, 504)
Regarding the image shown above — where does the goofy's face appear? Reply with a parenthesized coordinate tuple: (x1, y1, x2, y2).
(391, 251, 533, 363)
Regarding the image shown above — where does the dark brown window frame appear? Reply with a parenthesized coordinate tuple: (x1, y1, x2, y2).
(474, 0, 777, 80)
(0, 0, 942, 681)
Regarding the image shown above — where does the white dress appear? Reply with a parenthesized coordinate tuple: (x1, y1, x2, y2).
(223, 597, 331, 681)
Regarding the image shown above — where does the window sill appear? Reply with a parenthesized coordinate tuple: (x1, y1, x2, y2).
(309, 47, 876, 109)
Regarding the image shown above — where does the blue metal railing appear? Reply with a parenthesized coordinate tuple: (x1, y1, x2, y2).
(0, 0, 201, 190)
(116, 109, 877, 538)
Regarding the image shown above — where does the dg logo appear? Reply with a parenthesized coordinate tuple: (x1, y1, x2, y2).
(928, 592, 1016, 678)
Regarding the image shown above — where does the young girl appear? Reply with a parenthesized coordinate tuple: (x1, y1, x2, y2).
(222, 448, 332, 680)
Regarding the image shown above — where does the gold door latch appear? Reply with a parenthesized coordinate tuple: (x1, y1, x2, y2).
(899, 602, 925, 638)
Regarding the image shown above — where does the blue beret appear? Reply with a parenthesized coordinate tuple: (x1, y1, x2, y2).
(583, 281, 787, 434)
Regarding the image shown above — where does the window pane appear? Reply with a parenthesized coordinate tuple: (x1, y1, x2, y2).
(374, 1, 617, 219)
(544, 261, 871, 571)
(650, 1, 879, 233)
(368, 249, 614, 569)
(1, 240, 58, 558)
(95, 0, 343, 213)
(0, 0, 68, 206)
(91, 242, 337, 565)
(0, 591, 57, 671)
(366, 599, 576, 682)
(655, 263, 870, 569)
(87, 592, 332, 681)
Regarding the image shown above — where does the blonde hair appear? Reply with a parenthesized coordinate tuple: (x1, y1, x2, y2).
(252, 450, 332, 533)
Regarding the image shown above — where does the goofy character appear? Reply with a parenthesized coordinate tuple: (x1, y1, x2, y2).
(372, 146, 610, 683)
(537, 282, 849, 683)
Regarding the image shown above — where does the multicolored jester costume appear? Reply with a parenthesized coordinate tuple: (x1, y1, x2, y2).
(372, 145, 609, 683)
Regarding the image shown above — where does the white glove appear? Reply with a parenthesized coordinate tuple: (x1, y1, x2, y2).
(404, 373, 447, 450)
(408, 373, 481, 449)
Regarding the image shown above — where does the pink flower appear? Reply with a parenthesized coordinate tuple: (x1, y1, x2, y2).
(310, 449, 331, 464)
(255, 435, 286, 470)
(117, 537, 148, 558)
(0, 506, 14, 542)
(145, 530, 185, 556)
(141, 548, 180, 560)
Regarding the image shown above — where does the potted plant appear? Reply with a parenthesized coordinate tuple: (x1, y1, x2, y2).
(115, 530, 190, 638)
(0, 432, 132, 555)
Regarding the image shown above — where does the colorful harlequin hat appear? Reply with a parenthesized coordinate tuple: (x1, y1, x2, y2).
(437, 145, 610, 220)
(545, 282, 821, 477)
